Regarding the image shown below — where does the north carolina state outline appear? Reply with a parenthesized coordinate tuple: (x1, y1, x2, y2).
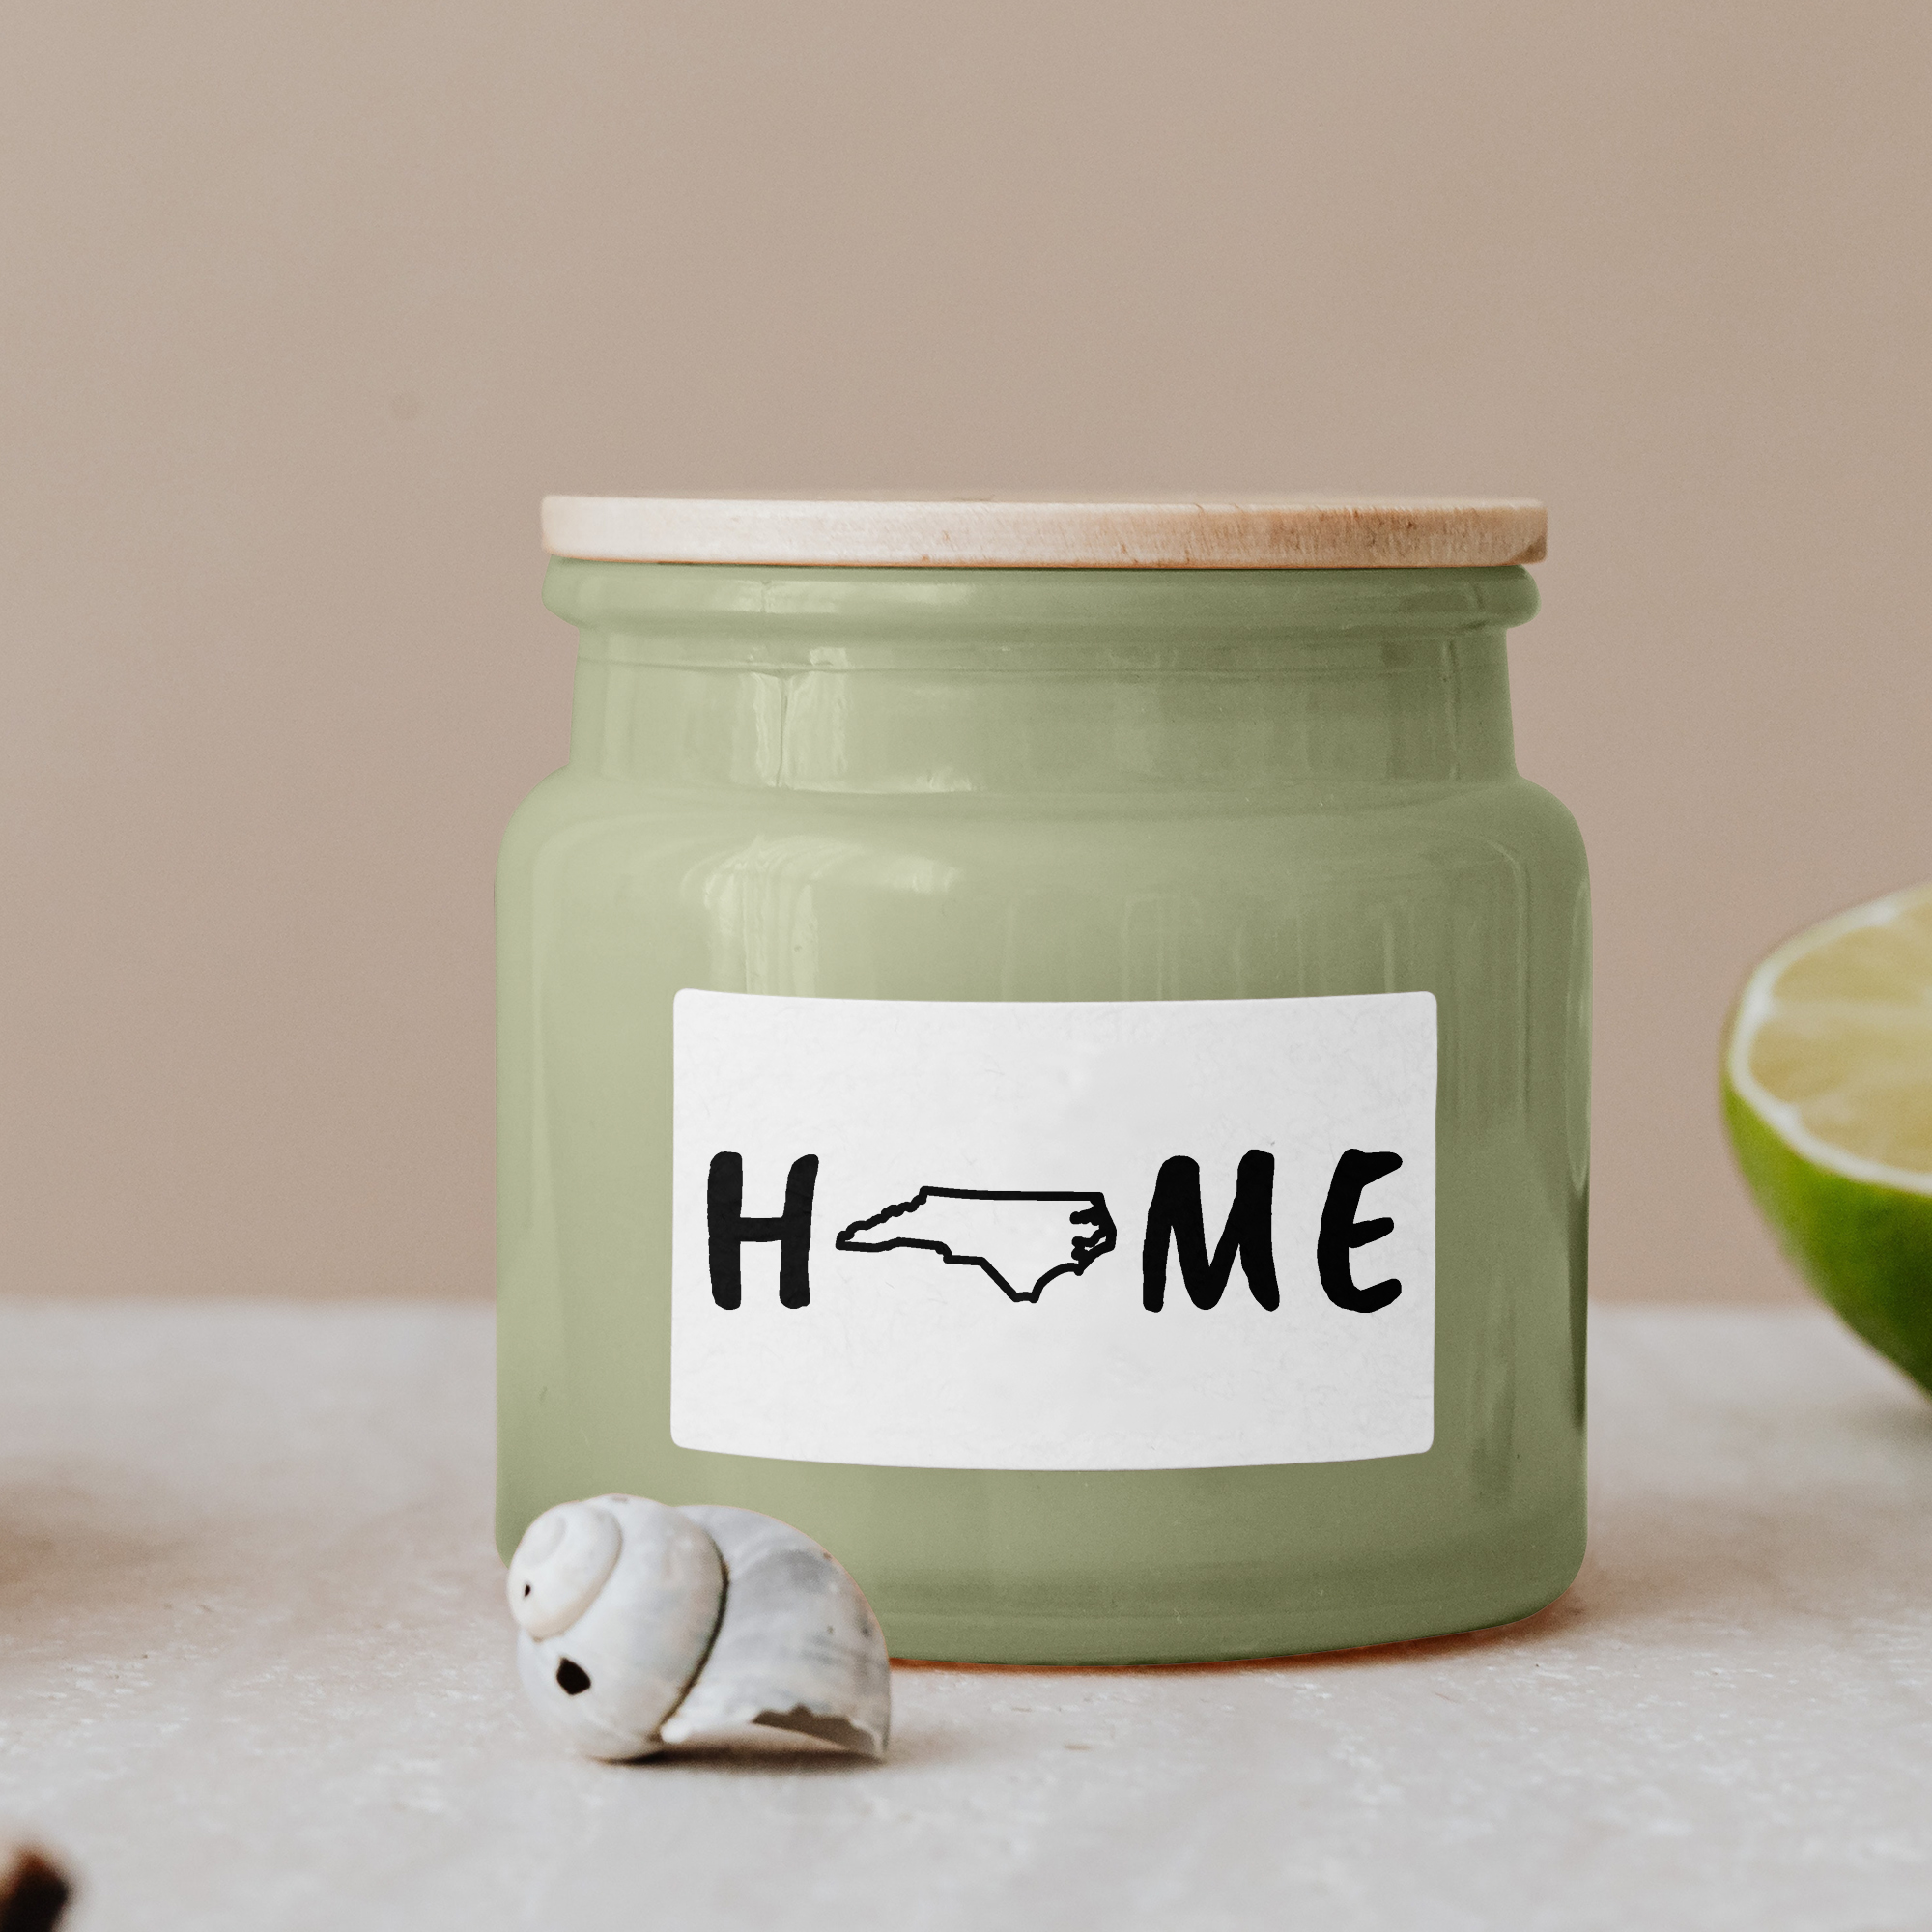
(834, 1188, 1118, 1303)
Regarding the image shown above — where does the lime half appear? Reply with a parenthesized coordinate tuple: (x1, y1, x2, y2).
(1723, 882, 1932, 1394)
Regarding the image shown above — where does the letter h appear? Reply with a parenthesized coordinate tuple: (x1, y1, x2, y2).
(707, 1153, 819, 1309)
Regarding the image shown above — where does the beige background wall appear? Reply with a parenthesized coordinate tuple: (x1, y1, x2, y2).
(3, 1, 1927, 1303)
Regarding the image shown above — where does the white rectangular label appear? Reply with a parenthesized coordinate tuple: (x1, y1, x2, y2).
(671, 991, 1435, 1471)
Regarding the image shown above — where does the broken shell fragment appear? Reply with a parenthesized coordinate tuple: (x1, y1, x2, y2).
(506, 1495, 891, 1761)
(660, 1506, 891, 1759)
(511, 1495, 724, 1761)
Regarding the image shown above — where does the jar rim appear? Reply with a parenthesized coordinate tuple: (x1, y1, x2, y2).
(541, 496, 1546, 571)
(542, 559, 1540, 662)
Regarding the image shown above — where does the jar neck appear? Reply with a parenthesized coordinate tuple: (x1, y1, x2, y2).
(547, 562, 1536, 796)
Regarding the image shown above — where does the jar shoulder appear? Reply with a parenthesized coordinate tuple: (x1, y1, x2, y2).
(498, 766, 589, 881)
(501, 772, 1586, 893)
(1482, 774, 1589, 886)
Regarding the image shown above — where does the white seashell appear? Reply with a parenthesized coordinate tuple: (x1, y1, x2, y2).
(662, 1505, 890, 1759)
(507, 1500, 622, 1638)
(511, 1494, 724, 1761)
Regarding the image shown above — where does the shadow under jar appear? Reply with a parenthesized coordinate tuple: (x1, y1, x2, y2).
(497, 497, 1590, 1664)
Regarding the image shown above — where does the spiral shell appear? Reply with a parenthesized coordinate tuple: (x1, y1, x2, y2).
(507, 1498, 621, 1638)
(510, 1496, 724, 1761)
(506, 1494, 890, 1761)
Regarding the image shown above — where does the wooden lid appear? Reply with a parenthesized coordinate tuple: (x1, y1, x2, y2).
(541, 497, 1546, 569)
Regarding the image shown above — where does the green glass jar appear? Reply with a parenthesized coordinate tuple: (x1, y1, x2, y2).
(498, 497, 1589, 1664)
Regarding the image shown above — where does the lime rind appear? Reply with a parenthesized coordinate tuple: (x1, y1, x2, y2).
(1723, 1078, 1932, 1394)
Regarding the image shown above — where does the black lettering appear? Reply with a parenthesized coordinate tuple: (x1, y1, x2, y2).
(707, 1152, 819, 1309)
(1318, 1149, 1404, 1312)
(1142, 1151, 1279, 1311)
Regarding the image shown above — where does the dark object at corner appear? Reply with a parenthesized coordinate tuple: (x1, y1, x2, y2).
(0, 1847, 72, 1932)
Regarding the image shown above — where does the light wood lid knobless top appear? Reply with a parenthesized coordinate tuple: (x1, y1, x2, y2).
(541, 497, 1546, 569)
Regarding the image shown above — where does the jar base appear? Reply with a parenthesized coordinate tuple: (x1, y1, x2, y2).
(878, 1563, 1583, 1667)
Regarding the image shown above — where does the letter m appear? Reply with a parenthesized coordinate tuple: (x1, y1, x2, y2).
(1142, 1151, 1280, 1311)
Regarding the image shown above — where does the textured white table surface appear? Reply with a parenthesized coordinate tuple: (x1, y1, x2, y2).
(0, 1303, 1926, 1931)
